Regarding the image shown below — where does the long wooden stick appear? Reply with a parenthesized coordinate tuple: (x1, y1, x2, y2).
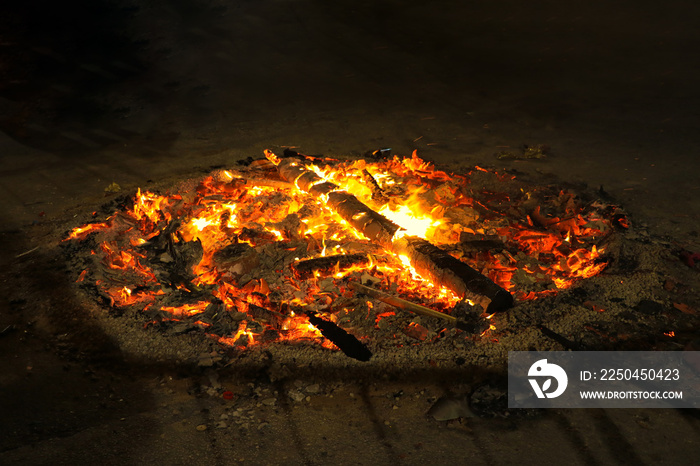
(349, 282, 457, 325)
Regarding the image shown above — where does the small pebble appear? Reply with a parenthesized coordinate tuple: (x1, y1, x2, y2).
(216, 421, 228, 429)
(262, 397, 277, 406)
(196, 424, 208, 431)
(306, 384, 320, 394)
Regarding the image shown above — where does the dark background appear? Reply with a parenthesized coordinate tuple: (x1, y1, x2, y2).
(1, 0, 699, 235)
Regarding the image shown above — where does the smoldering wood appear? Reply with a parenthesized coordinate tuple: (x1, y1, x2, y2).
(139, 219, 204, 287)
(212, 242, 260, 278)
(292, 254, 371, 279)
(276, 157, 310, 186)
(349, 281, 458, 324)
(326, 191, 399, 248)
(237, 226, 279, 244)
(194, 299, 244, 335)
(349, 282, 486, 332)
(247, 304, 285, 329)
(264, 213, 303, 240)
(267, 149, 514, 314)
(393, 236, 513, 313)
(305, 311, 372, 361)
(226, 174, 293, 190)
(459, 231, 505, 252)
(361, 169, 387, 203)
(273, 156, 340, 196)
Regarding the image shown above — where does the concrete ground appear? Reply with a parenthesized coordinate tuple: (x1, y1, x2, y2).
(1, 0, 699, 464)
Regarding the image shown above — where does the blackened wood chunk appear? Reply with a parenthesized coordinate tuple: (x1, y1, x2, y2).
(195, 299, 240, 335)
(460, 240, 505, 252)
(361, 169, 387, 202)
(247, 304, 285, 329)
(237, 226, 278, 245)
(212, 242, 260, 278)
(305, 312, 372, 361)
(396, 236, 513, 313)
(265, 213, 302, 240)
(538, 325, 584, 351)
(458, 232, 505, 252)
(141, 220, 182, 254)
(260, 328, 281, 343)
(166, 321, 198, 336)
(147, 233, 203, 287)
(292, 254, 371, 279)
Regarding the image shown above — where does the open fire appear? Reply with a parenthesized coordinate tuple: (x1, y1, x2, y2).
(65, 149, 620, 360)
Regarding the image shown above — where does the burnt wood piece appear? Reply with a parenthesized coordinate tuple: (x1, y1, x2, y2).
(193, 299, 242, 335)
(349, 281, 488, 333)
(248, 304, 285, 329)
(361, 169, 387, 203)
(458, 232, 505, 252)
(212, 242, 260, 278)
(266, 150, 513, 313)
(228, 176, 293, 190)
(326, 191, 400, 248)
(293, 254, 371, 279)
(460, 240, 505, 252)
(305, 311, 372, 361)
(393, 236, 513, 313)
(349, 281, 456, 323)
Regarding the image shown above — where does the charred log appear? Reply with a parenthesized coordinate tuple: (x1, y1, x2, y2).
(326, 191, 399, 248)
(393, 236, 513, 313)
(459, 231, 505, 252)
(361, 168, 387, 203)
(248, 304, 285, 329)
(292, 254, 371, 279)
(305, 311, 372, 361)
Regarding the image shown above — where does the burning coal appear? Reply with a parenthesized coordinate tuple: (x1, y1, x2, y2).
(65, 149, 619, 359)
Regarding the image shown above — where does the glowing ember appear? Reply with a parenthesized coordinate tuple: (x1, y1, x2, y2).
(66, 150, 617, 354)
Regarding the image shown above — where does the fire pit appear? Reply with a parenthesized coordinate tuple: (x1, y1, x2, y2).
(61, 149, 689, 369)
